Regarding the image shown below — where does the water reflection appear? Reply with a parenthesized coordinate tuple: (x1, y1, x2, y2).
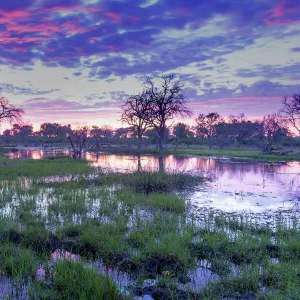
(7, 150, 300, 213)
(8, 149, 70, 160)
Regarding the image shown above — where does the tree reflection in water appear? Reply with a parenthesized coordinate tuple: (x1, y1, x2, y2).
(7, 150, 300, 212)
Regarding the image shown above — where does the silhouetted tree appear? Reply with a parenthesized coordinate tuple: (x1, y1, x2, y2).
(121, 92, 152, 150)
(2, 129, 11, 143)
(12, 124, 33, 144)
(229, 114, 264, 145)
(195, 112, 224, 148)
(144, 74, 192, 150)
(67, 125, 89, 159)
(114, 127, 129, 138)
(172, 122, 193, 149)
(281, 94, 300, 134)
(0, 96, 24, 125)
(2, 129, 11, 137)
(215, 122, 232, 149)
(90, 126, 102, 138)
(57, 124, 71, 137)
(40, 123, 59, 137)
(100, 125, 113, 139)
(261, 114, 289, 153)
(173, 122, 193, 139)
(90, 126, 102, 148)
(144, 128, 158, 143)
(39, 123, 71, 138)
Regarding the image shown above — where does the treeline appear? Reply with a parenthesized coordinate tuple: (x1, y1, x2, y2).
(171, 113, 293, 154)
(1, 112, 298, 153)
(0, 74, 300, 158)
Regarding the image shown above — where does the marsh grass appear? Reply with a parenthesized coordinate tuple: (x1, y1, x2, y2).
(170, 146, 300, 162)
(0, 157, 92, 180)
(90, 170, 203, 194)
(121, 170, 203, 193)
(115, 189, 186, 213)
(0, 159, 300, 299)
(0, 243, 38, 280)
(31, 261, 121, 300)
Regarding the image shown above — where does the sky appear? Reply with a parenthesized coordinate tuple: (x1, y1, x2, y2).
(0, 0, 300, 130)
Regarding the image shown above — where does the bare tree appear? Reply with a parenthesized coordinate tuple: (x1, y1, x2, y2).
(145, 74, 192, 150)
(281, 94, 300, 134)
(67, 125, 89, 159)
(0, 96, 24, 125)
(121, 92, 152, 150)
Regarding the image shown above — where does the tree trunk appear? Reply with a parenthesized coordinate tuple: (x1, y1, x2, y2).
(157, 127, 164, 151)
(208, 136, 213, 149)
(137, 153, 142, 172)
(174, 139, 180, 150)
(158, 136, 163, 151)
(158, 156, 165, 172)
(137, 134, 142, 151)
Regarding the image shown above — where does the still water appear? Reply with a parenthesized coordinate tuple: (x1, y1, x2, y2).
(8, 149, 300, 213)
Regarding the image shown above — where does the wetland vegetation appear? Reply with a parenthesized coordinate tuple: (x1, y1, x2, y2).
(0, 151, 300, 299)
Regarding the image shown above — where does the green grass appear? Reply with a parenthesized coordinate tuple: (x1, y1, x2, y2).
(0, 243, 38, 280)
(170, 146, 300, 162)
(31, 261, 121, 300)
(95, 170, 204, 193)
(115, 189, 186, 213)
(0, 156, 300, 299)
(0, 156, 93, 180)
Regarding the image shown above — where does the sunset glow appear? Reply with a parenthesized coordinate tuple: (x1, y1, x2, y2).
(0, 0, 299, 128)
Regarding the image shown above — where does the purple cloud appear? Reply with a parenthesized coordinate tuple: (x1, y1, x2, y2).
(1, 0, 300, 127)
(0, 0, 288, 68)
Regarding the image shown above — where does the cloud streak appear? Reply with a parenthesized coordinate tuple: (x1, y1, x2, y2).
(0, 0, 299, 127)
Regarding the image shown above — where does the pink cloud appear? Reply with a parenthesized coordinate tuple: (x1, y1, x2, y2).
(171, 7, 190, 16)
(104, 12, 121, 22)
(128, 40, 151, 48)
(62, 21, 91, 34)
(187, 97, 283, 118)
(0, 35, 49, 44)
(1, 5, 102, 45)
(4, 21, 92, 44)
(264, 0, 300, 25)
(18, 96, 286, 130)
(126, 15, 140, 23)
(6, 23, 59, 34)
(11, 46, 28, 52)
(0, 9, 32, 25)
(106, 45, 122, 52)
(45, 5, 100, 13)
(264, 18, 300, 25)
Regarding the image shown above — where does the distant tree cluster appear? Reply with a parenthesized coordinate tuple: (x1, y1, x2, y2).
(192, 113, 290, 153)
(0, 77, 299, 159)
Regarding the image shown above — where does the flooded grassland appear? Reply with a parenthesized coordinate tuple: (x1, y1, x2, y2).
(1, 151, 300, 299)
